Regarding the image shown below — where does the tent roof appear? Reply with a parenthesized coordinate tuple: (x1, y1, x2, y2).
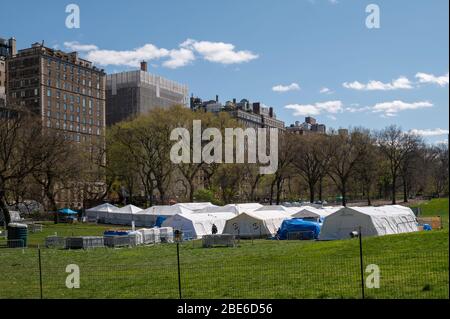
(86, 203, 120, 213)
(139, 205, 192, 216)
(175, 202, 217, 211)
(117, 204, 143, 214)
(255, 205, 293, 213)
(171, 212, 236, 222)
(339, 205, 415, 217)
(239, 210, 291, 220)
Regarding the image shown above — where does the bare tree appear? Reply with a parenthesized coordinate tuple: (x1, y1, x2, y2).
(377, 126, 421, 204)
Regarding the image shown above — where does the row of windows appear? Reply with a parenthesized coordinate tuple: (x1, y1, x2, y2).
(46, 119, 102, 136)
(46, 110, 102, 126)
(46, 57, 100, 80)
(46, 78, 102, 98)
(46, 101, 102, 117)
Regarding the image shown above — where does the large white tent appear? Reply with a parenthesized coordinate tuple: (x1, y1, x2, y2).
(193, 203, 263, 215)
(136, 205, 193, 226)
(255, 205, 296, 213)
(161, 212, 235, 239)
(85, 203, 120, 221)
(106, 204, 143, 225)
(319, 205, 418, 240)
(176, 202, 217, 211)
(222, 210, 290, 238)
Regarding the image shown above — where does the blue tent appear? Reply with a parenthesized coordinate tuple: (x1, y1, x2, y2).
(277, 219, 322, 240)
(155, 216, 167, 227)
(58, 208, 78, 215)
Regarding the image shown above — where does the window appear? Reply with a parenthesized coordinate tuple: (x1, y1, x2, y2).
(56, 91, 60, 99)
(35, 88, 39, 96)
(47, 100, 51, 107)
(47, 110, 51, 117)
(47, 89, 51, 97)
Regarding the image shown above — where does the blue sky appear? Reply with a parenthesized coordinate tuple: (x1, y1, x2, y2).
(1, 0, 448, 143)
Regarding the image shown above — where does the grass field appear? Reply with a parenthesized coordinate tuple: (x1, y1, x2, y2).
(0, 198, 448, 299)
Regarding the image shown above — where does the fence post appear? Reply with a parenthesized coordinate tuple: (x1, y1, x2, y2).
(38, 248, 43, 299)
(176, 242, 182, 299)
(358, 226, 365, 299)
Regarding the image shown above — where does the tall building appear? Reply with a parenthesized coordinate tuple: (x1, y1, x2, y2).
(190, 95, 285, 130)
(7, 42, 106, 145)
(6, 42, 106, 208)
(0, 37, 16, 107)
(106, 61, 189, 125)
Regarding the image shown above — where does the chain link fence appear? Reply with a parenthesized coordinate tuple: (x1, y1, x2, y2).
(0, 239, 448, 299)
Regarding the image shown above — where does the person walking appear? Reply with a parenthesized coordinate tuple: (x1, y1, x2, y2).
(212, 223, 218, 235)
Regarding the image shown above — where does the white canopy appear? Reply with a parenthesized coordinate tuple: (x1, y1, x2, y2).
(105, 204, 143, 225)
(162, 212, 235, 239)
(85, 203, 120, 220)
(135, 205, 193, 226)
(193, 203, 263, 215)
(223, 210, 290, 238)
(255, 205, 294, 213)
(319, 205, 418, 240)
(175, 202, 217, 211)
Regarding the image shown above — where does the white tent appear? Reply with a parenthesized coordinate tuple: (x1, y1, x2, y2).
(136, 205, 193, 226)
(319, 205, 418, 240)
(162, 212, 235, 239)
(255, 205, 294, 213)
(106, 204, 143, 225)
(290, 206, 342, 222)
(193, 203, 263, 215)
(175, 202, 217, 211)
(85, 203, 120, 221)
(222, 210, 290, 238)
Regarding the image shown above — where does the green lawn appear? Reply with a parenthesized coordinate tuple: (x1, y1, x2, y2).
(0, 199, 448, 299)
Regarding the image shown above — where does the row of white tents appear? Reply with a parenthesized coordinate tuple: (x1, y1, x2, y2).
(86, 202, 419, 240)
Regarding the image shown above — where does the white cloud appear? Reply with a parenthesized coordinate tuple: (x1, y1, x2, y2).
(84, 44, 170, 68)
(329, 0, 339, 4)
(64, 41, 99, 52)
(181, 39, 258, 64)
(343, 76, 413, 91)
(372, 100, 433, 117)
(345, 106, 371, 113)
(409, 128, 449, 137)
(319, 87, 333, 94)
(162, 48, 195, 69)
(415, 72, 449, 87)
(272, 83, 300, 92)
(63, 39, 258, 69)
(285, 100, 343, 117)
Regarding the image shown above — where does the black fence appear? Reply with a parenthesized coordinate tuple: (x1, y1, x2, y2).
(0, 238, 448, 299)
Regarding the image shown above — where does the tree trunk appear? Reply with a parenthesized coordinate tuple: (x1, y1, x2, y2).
(318, 177, 323, 202)
(392, 175, 397, 204)
(0, 191, 11, 225)
(276, 178, 283, 205)
(189, 179, 195, 202)
(309, 182, 315, 204)
(402, 176, 408, 203)
(341, 181, 347, 207)
(269, 180, 276, 205)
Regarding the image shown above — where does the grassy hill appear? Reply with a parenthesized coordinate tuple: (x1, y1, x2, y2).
(0, 198, 448, 299)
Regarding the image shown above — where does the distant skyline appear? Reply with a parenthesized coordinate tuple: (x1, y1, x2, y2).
(1, 0, 448, 143)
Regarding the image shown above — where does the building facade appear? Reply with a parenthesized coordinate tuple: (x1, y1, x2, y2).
(106, 61, 189, 126)
(0, 37, 16, 107)
(6, 42, 107, 208)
